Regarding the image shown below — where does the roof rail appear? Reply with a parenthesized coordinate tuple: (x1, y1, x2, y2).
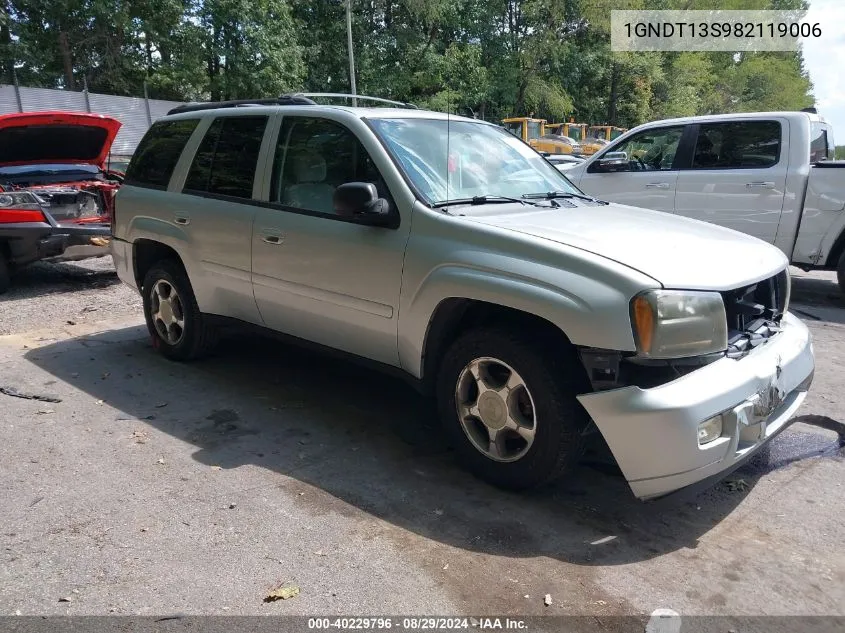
(167, 94, 318, 116)
(288, 92, 419, 109)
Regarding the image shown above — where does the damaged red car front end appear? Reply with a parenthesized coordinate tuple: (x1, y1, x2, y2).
(0, 111, 123, 224)
(0, 112, 123, 292)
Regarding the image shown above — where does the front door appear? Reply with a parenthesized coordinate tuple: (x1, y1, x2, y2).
(574, 125, 686, 213)
(251, 116, 410, 366)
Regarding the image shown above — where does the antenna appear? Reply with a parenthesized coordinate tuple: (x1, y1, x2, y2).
(445, 93, 451, 207)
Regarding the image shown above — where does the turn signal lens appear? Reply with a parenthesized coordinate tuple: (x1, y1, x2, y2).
(632, 295, 655, 353)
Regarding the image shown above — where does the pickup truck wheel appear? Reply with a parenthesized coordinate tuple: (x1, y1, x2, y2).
(837, 252, 845, 294)
(436, 328, 590, 490)
(142, 261, 218, 361)
(0, 255, 9, 294)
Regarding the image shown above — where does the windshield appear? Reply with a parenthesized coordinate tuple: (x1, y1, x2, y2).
(610, 128, 624, 140)
(569, 127, 583, 141)
(370, 118, 580, 205)
(526, 121, 542, 140)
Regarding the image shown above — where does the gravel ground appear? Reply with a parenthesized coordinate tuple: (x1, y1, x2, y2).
(0, 257, 141, 335)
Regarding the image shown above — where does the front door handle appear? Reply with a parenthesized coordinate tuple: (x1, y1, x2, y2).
(645, 182, 670, 189)
(262, 234, 284, 245)
(746, 182, 775, 189)
(174, 216, 190, 225)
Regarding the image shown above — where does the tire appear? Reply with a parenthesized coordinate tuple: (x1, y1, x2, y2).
(837, 252, 845, 295)
(0, 253, 10, 295)
(435, 327, 591, 490)
(142, 259, 218, 361)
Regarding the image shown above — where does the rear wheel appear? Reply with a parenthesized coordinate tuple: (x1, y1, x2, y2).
(0, 253, 10, 294)
(436, 327, 591, 490)
(142, 260, 218, 361)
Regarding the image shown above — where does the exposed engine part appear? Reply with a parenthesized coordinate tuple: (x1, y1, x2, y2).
(30, 187, 103, 221)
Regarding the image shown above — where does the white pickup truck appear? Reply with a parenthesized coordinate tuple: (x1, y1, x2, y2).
(564, 111, 845, 292)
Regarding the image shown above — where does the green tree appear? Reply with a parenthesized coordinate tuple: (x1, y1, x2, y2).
(199, 0, 304, 101)
(0, 0, 819, 127)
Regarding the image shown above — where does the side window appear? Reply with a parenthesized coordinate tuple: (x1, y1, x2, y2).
(691, 121, 781, 169)
(125, 119, 199, 188)
(271, 117, 385, 216)
(184, 119, 222, 192)
(609, 126, 685, 172)
(184, 116, 268, 199)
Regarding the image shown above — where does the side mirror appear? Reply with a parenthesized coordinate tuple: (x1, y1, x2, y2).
(333, 182, 392, 226)
(592, 151, 630, 173)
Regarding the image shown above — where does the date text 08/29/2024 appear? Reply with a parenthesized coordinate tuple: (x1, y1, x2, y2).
(307, 617, 528, 630)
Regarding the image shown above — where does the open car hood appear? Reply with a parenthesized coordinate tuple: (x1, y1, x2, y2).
(0, 112, 122, 169)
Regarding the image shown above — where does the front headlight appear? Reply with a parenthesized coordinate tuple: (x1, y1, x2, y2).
(630, 290, 728, 359)
(0, 191, 40, 208)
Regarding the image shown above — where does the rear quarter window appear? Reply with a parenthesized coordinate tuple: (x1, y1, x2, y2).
(124, 119, 200, 188)
(810, 122, 834, 162)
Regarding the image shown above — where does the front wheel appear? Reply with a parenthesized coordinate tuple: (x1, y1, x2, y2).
(142, 260, 218, 361)
(436, 327, 591, 490)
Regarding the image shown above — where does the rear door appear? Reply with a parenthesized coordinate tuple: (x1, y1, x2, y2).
(673, 120, 788, 244)
(173, 114, 269, 324)
(573, 125, 685, 212)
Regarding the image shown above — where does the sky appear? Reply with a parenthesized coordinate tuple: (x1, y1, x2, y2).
(801, 0, 845, 145)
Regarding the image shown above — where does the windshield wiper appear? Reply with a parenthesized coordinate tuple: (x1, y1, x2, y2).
(432, 195, 543, 208)
(522, 191, 608, 205)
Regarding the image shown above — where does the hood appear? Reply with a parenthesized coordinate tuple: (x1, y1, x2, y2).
(464, 203, 788, 291)
(0, 112, 122, 168)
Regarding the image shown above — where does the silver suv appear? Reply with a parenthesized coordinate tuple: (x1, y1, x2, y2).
(112, 94, 814, 500)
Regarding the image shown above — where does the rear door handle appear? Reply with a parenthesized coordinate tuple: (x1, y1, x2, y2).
(746, 182, 775, 189)
(645, 182, 670, 189)
(174, 216, 190, 225)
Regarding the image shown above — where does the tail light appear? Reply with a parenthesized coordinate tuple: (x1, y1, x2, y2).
(0, 192, 47, 224)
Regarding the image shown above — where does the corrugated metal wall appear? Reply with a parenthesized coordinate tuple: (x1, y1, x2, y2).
(0, 85, 183, 156)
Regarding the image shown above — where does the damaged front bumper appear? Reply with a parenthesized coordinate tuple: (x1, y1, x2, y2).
(41, 226, 110, 262)
(577, 312, 815, 500)
(0, 220, 110, 267)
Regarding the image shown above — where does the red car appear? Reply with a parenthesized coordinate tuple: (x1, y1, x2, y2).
(0, 111, 123, 293)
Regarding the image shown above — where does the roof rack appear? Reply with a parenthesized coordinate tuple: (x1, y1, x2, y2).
(166, 92, 419, 116)
(289, 93, 419, 109)
(167, 95, 318, 115)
